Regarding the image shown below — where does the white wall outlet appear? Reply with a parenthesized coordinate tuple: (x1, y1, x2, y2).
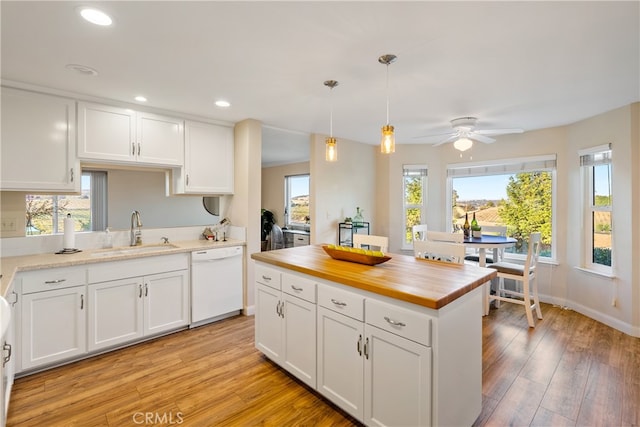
(1, 217, 17, 232)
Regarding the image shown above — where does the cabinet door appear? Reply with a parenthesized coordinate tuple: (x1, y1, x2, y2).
(177, 120, 234, 194)
(364, 325, 432, 427)
(143, 270, 189, 336)
(88, 278, 144, 352)
(255, 283, 282, 361)
(317, 306, 364, 420)
(137, 112, 184, 166)
(77, 102, 136, 163)
(21, 286, 86, 370)
(282, 293, 316, 388)
(1, 87, 79, 192)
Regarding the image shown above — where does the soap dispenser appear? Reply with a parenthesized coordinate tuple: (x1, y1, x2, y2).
(103, 228, 113, 249)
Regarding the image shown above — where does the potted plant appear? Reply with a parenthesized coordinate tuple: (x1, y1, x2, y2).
(261, 209, 277, 251)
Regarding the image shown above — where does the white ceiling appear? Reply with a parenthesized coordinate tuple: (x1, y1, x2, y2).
(2, 1, 638, 167)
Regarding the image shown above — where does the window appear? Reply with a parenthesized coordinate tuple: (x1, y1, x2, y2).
(284, 174, 310, 226)
(26, 171, 108, 235)
(448, 155, 556, 259)
(580, 144, 612, 271)
(403, 165, 427, 246)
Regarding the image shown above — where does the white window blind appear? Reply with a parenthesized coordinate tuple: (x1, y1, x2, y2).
(447, 155, 556, 178)
(579, 143, 612, 167)
(403, 165, 428, 177)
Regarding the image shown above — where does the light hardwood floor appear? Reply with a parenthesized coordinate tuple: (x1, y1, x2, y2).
(7, 303, 640, 426)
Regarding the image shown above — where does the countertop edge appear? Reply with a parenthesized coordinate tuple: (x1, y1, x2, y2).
(1, 239, 246, 296)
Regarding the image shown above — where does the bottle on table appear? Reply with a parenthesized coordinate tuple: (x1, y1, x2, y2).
(463, 213, 470, 239)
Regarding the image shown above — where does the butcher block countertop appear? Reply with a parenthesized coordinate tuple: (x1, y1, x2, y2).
(251, 244, 497, 310)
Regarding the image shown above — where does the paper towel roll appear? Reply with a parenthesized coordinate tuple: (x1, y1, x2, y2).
(63, 214, 75, 249)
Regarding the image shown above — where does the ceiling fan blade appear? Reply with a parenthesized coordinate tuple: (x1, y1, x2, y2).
(433, 134, 459, 146)
(474, 128, 523, 136)
(412, 131, 456, 140)
(469, 133, 495, 144)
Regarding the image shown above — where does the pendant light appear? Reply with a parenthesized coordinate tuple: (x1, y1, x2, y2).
(324, 80, 339, 162)
(379, 54, 397, 154)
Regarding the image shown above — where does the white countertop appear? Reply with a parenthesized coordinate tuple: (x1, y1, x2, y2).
(0, 238, 245, 296)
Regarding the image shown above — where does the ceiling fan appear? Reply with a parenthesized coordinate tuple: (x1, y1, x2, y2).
(417, 117, 523, 151)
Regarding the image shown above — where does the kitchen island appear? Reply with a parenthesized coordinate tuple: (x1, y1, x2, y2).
(252, 244, 497, 427)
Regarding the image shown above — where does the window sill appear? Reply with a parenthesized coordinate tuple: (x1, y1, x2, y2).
(575, 266, 615, 279)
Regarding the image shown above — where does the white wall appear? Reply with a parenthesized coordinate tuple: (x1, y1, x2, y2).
(310, 133, 377, 245)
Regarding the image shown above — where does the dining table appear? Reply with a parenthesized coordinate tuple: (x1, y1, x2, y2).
(463, 234, 517, 315)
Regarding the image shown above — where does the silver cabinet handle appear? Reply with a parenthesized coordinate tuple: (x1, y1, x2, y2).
(384, 316, 406, 327)
(262, 275, 272, 281)
(132, 142, 136, 155)
(10, 291, 18, 306)
(331, 299, 347, 307)
(137, 142, 141, 156)
(80, 294, 84, 310)
(139, 284, 143, 298)
(364, 337, 370, 359)
(145, 283, 149, 297)
(44, 279, 66, 284)
(70, 167, 74, 182)
(291, 285, 303, 291)
(2, 342, 11, 367)
(357, 334, 362, 356)
(186, 174, 190, 186)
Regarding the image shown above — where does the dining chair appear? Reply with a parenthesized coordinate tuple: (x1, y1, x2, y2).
(412, 224, 429, 241)
(425, 230, 464, 243)
(414, 240, 465, 264)
(464, 225, 508, 264)
(487, 232, 542, 327)
(353, 234, 389, 253)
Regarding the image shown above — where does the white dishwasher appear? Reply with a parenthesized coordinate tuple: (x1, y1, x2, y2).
(191, 246, 243, 327)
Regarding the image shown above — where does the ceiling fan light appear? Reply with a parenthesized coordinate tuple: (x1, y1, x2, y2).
(381, 125, 395, 153)
(453, 137, 473, 152)
(325, 137, 337, 162)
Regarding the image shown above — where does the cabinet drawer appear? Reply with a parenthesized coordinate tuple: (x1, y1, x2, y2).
(282, 273, 316, 303)
(318, 285, 364, 321)
(365, 299, 432, 346)
(20, 267, 86, 294)
(293, 234, 310, 247)
(255, 264, 281, 290)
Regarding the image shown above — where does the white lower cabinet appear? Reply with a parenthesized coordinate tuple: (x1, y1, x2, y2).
(255, 262, 435, 427)
(254, 265, 316, 388)
(21, 286, 87, 371)
(88, 269, 189, 352)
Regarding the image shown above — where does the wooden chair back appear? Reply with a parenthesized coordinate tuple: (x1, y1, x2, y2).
(353, 234, 389, 253)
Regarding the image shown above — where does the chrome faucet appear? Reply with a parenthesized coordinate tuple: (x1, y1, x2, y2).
(130, 210, 143, 246)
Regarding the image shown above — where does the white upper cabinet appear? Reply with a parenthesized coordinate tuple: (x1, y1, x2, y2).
(172, 120, 234, 195)
(1, 87, 80, 192)
(77, 102, 184, 167)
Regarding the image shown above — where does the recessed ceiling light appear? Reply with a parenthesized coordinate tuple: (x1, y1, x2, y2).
(79, 7, 113, 26)
(134, 96, 147, 102)
(65, 63, 99, 76)
(215, 100, 231, 108)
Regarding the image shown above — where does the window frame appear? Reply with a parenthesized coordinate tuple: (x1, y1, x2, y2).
(284, 173, 310, 228)
(446, 155, 557, 261)
(580, 144, 613, 274)
(25, 170, 108, 236)
(401, 165, 427, 250)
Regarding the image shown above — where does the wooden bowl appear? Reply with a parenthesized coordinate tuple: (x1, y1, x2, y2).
(322, 245, 391, 266)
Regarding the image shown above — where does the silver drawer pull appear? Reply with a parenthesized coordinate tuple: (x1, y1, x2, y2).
(44, 279, 66, 284)
(291, 285, 303, 291)
(331, 299, 347, 307)
(262, 275, 272, 281)
(384, 316, 406, 327)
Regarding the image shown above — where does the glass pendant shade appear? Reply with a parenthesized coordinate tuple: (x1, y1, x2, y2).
(380, 125, 395, 153)
(453, 137, 473, 152)
(325, 137, 337, 162)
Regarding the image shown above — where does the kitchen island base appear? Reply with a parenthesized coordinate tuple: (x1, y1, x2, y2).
(252, 246, 493, 427)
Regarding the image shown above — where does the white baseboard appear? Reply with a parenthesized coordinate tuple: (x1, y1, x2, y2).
(243, 305, 255, 316)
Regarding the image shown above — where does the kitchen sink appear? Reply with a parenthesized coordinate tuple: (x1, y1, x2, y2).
(90, 244, 179, 257)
